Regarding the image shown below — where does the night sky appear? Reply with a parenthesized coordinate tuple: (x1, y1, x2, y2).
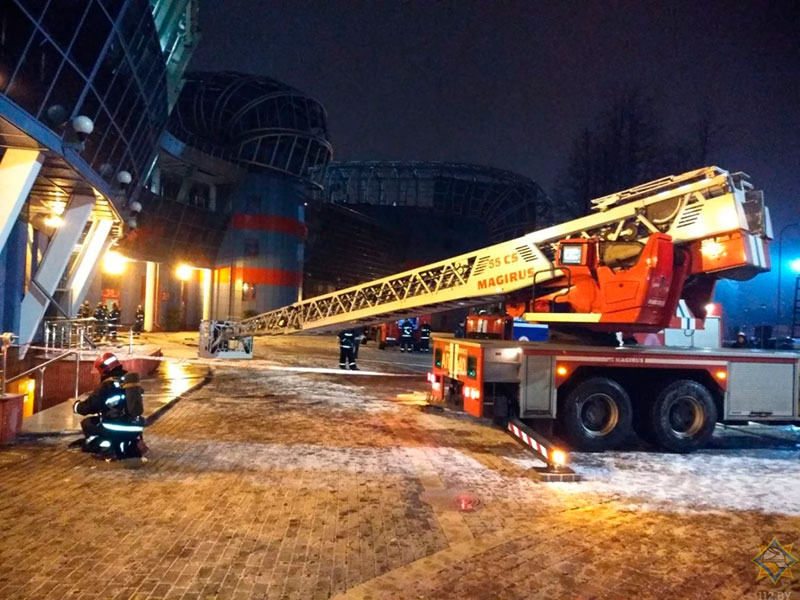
(192, 0, 800, 324)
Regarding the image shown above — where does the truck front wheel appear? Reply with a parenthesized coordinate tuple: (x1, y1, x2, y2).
(649, 380, 717, 453)
(561, 378, 632, 451)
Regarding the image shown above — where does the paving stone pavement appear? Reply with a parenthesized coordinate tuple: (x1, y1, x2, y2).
(1, 360, 798, 600)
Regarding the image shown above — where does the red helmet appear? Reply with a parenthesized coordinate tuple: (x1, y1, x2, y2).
(94, 352, 121, 376)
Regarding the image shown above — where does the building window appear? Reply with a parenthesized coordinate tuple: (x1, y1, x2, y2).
(241, 282, 256, 301)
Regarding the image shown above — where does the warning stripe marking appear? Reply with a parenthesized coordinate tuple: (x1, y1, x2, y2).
(508, 422, 550, 462)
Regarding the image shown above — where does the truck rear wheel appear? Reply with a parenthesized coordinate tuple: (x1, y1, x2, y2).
(649, 379, 716, 453)
(561, 377, 632, 451)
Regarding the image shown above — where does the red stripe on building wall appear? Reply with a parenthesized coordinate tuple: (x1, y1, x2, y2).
(239, 267, 302, 287)
(232, 214, 307, 238)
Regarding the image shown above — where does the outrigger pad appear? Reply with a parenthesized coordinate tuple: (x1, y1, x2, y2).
(529, 466, 582, 483)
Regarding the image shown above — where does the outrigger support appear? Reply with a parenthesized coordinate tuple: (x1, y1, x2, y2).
(506, 418, 581, 482)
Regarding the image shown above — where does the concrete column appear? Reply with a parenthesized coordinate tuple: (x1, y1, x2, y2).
(18, 194, 95, 349)
(0, 149, 43, 251)
(144, 261, 157, 332)
(65, 219, 114, 315)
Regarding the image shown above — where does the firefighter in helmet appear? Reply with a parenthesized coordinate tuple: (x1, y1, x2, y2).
(732, 331, 750, 348)
(133, 305, 145, 337)
(399, 319, 415, 352)
(72, 352, 128, 450)
(419, 321, 432, 352)
(71, 352, 146, 458)
(93, 302, 108, 341)
(108, 302, 121, 342)
(338, 329, 358, 370)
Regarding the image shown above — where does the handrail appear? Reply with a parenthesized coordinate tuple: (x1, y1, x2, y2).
(1, 345, 82, 406)
(5, 349, 77, 385)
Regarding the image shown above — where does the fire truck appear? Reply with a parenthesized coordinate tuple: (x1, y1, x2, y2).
(200, 167, 799, 460)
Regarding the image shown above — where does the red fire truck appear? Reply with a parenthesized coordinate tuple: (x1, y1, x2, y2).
(202, 167, 795, 464)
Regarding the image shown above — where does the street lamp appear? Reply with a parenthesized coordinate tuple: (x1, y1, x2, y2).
(103, 250, 128, 275)
(776, 222, 800, 326)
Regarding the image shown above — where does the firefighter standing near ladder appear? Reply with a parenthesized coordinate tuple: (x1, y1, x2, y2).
(419, 322, 432, 352)
(338, 329, 358, 370)
(108, 302, 121, 342)
(399, 319, 415, 352)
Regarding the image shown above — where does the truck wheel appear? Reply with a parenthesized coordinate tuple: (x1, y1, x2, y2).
(561, 378, 632, 451)
(649, 380, 717, 453)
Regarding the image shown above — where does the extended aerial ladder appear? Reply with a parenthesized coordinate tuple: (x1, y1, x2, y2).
(200, 166, 772, 358)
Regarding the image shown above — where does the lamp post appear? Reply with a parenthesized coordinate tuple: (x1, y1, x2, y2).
(776, 222, 800, 328)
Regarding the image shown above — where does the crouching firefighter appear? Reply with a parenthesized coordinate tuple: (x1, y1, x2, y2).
(338, 329, 358, 370)
(71, 352, 147, 459)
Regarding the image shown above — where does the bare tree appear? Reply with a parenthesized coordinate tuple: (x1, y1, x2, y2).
(555, 88, 718, 219)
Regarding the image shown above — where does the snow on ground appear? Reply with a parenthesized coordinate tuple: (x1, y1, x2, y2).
(509, 426, 800, 515)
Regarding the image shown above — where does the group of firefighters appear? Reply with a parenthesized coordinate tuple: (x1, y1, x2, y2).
(337, 319, 432, 370)
(76, 300, 145, 342)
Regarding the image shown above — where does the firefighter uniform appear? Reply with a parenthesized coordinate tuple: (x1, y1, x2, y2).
(338, 330, 358, 370)
(93, 303, 107, 340)
(108, 303, 121, 342)
(133, 305, 145, 336)
(399, 320, 415, 352)
(72, 352, 146, 459)
(419, 323, 431, 352)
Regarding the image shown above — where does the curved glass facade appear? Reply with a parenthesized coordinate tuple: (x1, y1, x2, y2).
(314, 161, 551, 242)
(168, 71, 332, 186)
(0, 0, 169, 189)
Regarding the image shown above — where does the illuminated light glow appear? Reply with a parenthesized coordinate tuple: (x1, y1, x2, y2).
(715, 370, 727, 380)
(101, 421, 144, 432)
(463, 385, 471, 398)
(501, 348, 521, 360)
(175, 263, 193, 281)
(705, 303, 715, 315)
(551, 449, 567, 466)
(103, 250, 128, 275)
(25, 379, 35, 393)
(44, 214, 64, 228)
(556, 365, 568, 376)
(700, 239, 724, 259)
(790, 258, 800, 274)
(470, 387, 480, 400)
(50, 200, 66, 215)
(432, 381, 441, 392)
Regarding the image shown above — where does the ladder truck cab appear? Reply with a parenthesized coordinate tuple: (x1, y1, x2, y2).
(200, 166, 799, 455)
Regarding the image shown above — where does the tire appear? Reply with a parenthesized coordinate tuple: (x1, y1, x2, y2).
(648, 379, 717, 453)
(561, 377, 633, 451)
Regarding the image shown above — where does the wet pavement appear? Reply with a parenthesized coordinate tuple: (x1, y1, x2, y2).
(21, 361, 209, 436)
(1, 334, 799, 599)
